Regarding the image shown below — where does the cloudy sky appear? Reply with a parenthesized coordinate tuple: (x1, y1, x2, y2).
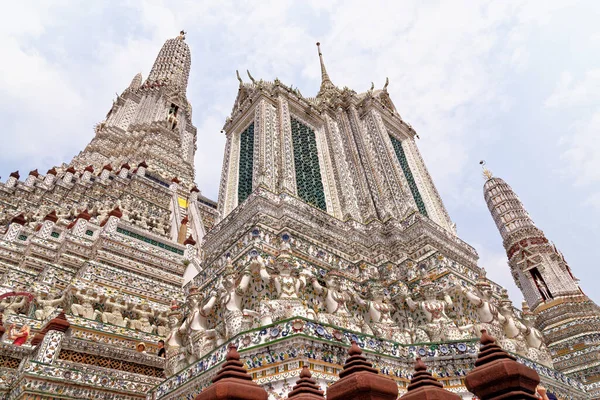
(1, 1, 599, 304)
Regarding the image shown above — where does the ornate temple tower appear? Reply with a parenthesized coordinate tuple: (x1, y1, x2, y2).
(482, 165, 600, 385)
(217, 43, 455, 232)
(72, 30, 196, 187)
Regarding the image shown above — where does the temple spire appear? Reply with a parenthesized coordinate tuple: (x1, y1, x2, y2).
(316, 42, 336, 96)
(483, 169, 540, 246)
(484, 170, 600, 385)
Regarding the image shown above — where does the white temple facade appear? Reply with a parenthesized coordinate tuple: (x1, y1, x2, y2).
(0, 33, 597, 400)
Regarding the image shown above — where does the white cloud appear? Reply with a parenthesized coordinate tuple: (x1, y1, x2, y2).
(559, 111, 600, 186)
(0, 48, 85, 168)
(546, 70, 600, 192)
(584, 192, 600, 211)
(545, 70, 600, 108)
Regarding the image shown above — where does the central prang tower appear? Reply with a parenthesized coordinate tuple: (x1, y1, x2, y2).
(0, 32, 218, 400)
(72, 30, 197, 187)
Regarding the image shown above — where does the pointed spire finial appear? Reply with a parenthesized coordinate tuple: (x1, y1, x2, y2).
(247, 70, 256, 84)
(178, 30, 186, 40)
(316, 42, 335, 95)
(480, 160, 493, 180)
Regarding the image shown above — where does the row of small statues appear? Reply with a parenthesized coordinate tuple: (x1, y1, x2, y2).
(11, 199, 172, 238)
(165, 243, 552, 370)
(0, 288, 169, 336)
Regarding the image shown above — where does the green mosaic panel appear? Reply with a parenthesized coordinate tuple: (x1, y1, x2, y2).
(389, 135, 428, 216)
(17, 234, 28, 241)
(50, 231, 60, 238)
(116, 227, 184, 255)
(291, 118, 326, 211)
(237, 122, 255, 204)
(85, 229, 94, 236)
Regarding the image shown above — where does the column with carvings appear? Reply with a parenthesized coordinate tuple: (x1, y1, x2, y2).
(277, 96, 297, 195)
(31, 313, 70, 365)
(3, 214, 27, 242)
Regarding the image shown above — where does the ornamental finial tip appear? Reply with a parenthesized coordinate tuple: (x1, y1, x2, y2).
(178, 30, 186, 40)
(480, 160, 493, 180)
(316, 41, 334, 95)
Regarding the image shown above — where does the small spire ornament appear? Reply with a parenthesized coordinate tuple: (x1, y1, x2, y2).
(480, 160, 493, 180)
(316, 42, 336, 97)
